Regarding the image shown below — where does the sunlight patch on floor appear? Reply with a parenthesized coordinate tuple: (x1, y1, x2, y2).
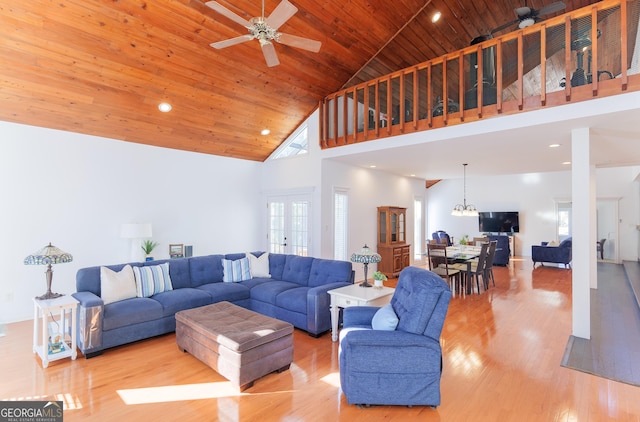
(117, 382, 247, 404)
(320, 371, 341, 388)
(447, 346, 483, 375)
(2, 393, 83, 411)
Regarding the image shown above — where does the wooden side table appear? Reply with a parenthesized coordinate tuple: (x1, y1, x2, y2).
(33, 295, 78, 368)
(328, 284, 395, 342)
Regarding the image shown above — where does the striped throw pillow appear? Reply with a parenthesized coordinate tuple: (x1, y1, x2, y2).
(133, 262, 173, 297)
(222, 257, 252, 282)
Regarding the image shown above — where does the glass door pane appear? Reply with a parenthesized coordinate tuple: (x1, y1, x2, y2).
(267, 194, 311, 256)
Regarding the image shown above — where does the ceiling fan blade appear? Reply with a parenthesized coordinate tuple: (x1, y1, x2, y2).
(261, 41, 280, 67)
(205, 1, 251, 28)
(515, 6, 531, 17)
(536, 1, 566, 17)
(210, 35, 253, 49)
(266, 0, 298, 30)
(490, 18, 520, 35)
(277, 33, 321, 52)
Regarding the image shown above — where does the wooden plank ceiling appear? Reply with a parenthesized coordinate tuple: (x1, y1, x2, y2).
(0, 0, 599, 161)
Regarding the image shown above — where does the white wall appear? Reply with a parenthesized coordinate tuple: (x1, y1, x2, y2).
(427, 167, 640, 260)
(595, 166, 640, 261)
(261, 110, 426, 282)
(319, 160, 425, 281)
(0, 121, 263, 323)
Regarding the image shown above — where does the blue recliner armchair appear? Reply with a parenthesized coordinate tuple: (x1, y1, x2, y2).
(339, 266, 451, 407)
(531, 237, 572, 268)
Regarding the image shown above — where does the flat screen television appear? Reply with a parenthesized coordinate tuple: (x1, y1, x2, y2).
(478, 211, 520, 233)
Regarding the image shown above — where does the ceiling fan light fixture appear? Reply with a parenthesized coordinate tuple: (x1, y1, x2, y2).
(518, 17, 535, 29)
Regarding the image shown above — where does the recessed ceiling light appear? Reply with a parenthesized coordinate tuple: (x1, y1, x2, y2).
(562, 161, 571, 165)
(369, 165, 377, 168)
(261, 128, 270, 136)
(158, 102, 172, 112)
(432, 11, 441, 23)
(549, 143, 561, 148)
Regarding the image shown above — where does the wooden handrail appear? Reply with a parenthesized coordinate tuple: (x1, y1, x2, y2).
(320, 0, 640, 149)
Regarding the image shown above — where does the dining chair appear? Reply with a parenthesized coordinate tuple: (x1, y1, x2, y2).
(427, 243, 462, 295)
(596, 238, 606, 260)
(472, 236, 489, 246)
(482, 240, 498, 288)
(452, 242, 489, 294)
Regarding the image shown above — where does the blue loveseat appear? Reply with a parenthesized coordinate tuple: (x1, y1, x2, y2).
(73, 252, 353, 357)
(531, 237, 572, 268)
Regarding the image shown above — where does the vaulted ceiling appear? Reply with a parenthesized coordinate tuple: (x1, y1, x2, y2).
(0, 0, 600, 161)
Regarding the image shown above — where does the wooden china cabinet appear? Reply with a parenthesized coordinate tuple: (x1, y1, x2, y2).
(377, 206, 411, 278)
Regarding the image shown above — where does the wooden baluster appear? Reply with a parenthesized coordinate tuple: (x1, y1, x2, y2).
(496, 39, 503, 113)
(458, 51, 464, 121)
(591, 7, 599, 96)
(621, 0, 628, 90)
(564, 15, 572, 100)
(517, 32, 524, 110)
(541, 25, 547, 106)
(427, 63, 432, 128)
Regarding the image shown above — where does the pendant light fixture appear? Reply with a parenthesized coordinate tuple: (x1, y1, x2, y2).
(452, 163, 478, 217)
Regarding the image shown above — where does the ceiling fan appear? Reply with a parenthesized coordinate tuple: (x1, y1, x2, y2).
(471, 1, 566, 45)
(205, 0, 322, 67)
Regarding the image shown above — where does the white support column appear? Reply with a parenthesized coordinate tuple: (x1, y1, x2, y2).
(571, 128, 596, 339)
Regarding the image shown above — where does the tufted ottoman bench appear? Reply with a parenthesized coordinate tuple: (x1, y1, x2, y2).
(175, 301, 294, 391)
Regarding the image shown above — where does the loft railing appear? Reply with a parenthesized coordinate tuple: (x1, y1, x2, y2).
(319, 0, 640, 149)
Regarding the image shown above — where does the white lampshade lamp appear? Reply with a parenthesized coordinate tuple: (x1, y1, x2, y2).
(120, 223, 152, 262)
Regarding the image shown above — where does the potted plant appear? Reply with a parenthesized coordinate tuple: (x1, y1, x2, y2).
(372, 271, 387, 288)
(141, 240, 159, 261)
(459, 235, 470, 245)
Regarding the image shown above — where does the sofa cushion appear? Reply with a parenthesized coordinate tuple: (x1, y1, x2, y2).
(196, 282, 251, 303)
(133, 263, 173, 298)
(372, 304, 399, 331)
(152, 288, 212, 317)
(154, 258, 190, 289)
(222, 257, 252, 282)
(250, 281, 299, 304)
(247, 252, 271, 278)
(559, 237, 572, 248)
(100, 265, 137, 305)
(275, 286, 309, 314)
(308, 258, 352, 287)
(268, 254, 287, 280)
(281, 255, 314, 286)
(189, 255, 224, 287)
(103, 298, 163, 331)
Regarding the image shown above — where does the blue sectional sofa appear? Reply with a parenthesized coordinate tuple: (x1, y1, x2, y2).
(72, 252, 353, 357)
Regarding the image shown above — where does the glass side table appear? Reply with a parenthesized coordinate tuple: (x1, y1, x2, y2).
(33, 295, 78, 368)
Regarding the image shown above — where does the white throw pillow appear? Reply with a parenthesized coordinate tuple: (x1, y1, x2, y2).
(547, 240, 560, 246)
(100, 265, 137, 305)
(246, 252, 271, 278)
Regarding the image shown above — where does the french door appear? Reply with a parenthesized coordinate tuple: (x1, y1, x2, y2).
(267, 194, 311, 256)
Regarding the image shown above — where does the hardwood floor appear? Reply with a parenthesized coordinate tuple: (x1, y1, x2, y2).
(1, 258, 640, 421)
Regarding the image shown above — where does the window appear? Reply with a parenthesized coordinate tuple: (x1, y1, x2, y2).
(271, 124, 308, 159)
(334, 189, 349, 260)
(414, 197, 424, 260)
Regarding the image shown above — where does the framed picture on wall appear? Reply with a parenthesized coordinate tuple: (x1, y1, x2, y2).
(170, 244, 184, 258)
